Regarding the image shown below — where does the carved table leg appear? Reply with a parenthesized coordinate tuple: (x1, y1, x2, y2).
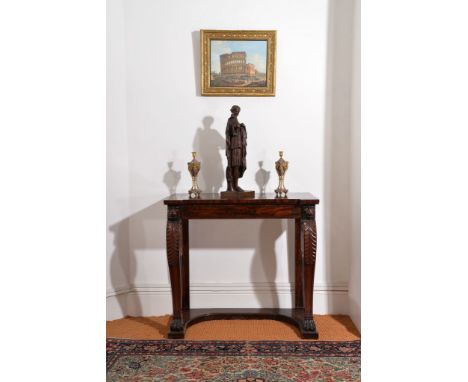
(181, 219, 190, 310)
(301, 206, 319, 338)
(294, 218, 303, 308)
(166, 206, 184, 338)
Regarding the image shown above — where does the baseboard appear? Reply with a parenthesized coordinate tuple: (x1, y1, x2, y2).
(106, 282, 349, 320)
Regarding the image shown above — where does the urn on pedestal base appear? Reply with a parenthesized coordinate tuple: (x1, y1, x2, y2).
(187, 152, 202, 199)
(275, 151, 289, 198)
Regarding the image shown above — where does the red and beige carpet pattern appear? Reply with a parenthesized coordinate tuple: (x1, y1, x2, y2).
(106, 315, 361, 381)
(107, 338, 360, 381)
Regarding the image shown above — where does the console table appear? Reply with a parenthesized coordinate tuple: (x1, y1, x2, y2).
(163, 193, 319, 339)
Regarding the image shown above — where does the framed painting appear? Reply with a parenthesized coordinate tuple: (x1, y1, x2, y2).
(200, 30, 276, 96)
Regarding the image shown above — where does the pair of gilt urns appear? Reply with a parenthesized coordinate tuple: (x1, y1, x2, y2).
(187, 151, 289, 198)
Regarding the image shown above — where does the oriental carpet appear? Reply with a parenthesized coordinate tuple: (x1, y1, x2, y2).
(106, 338, 361, 381)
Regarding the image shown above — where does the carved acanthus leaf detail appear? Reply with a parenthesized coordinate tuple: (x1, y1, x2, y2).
(303, 220, 317, 266)
(166, 220, 181, 266)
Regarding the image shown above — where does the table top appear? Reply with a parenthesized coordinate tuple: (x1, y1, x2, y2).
(164, 193, 319, 205)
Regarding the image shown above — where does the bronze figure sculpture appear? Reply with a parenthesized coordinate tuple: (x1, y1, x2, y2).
(221, 105, 254, 198)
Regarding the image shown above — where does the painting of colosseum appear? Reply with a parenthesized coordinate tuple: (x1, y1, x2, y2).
(210, 40, 267, 87)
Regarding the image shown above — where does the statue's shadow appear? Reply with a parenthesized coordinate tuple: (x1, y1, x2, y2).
(192, 116, 225, 193)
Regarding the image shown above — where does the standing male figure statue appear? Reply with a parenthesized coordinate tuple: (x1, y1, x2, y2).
(225, 105, 247, 192)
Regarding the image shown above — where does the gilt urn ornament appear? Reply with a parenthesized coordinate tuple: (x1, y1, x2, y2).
(187, 152, 202, 198)
(275, 151, 289, 198)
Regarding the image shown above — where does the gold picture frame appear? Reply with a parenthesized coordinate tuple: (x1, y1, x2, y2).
(200, 30, 276, 96)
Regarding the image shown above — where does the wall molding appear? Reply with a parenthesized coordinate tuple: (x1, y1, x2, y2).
(106, 282, 349, 320)
(106, 281, 348, 298)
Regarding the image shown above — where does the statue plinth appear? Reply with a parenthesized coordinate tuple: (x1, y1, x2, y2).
(220, 190, 255, 199)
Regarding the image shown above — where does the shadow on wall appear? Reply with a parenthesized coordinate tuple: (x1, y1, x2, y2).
(255, 161, 271, 195)
(109, 217, 134, 316)
(163, 162, 181, 195)
(189, 218, 295, 308)
(109, 200, 167, 319)
(250, 221, 281, 309)
(109, 118, 296, 319)
(109, 209, 297, 319)
(250, 220, 296, 308)
(192, 116, 225, 193)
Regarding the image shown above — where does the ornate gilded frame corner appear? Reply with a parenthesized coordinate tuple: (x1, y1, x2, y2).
(200, 29, 276, 97)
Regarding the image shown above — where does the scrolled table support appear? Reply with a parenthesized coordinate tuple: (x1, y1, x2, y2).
(181, 219, 190, 310)
(301, 205, 318, 338)
(294, 218, 303, 308)
(166, 206, 184, 336)
(163, 193, 320, 339)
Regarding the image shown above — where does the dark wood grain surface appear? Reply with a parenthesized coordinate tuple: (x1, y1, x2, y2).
(164, 193, 319, 339)
(164, 193, 319, 205)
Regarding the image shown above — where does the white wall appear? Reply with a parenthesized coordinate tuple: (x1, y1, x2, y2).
(324, 0, 361, 331)
(107, 0, 131, 315)
(107, 0, 358, 321)
(349, 0, 361, 332)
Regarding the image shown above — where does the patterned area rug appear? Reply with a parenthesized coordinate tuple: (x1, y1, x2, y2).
(107, 338, 360, 381)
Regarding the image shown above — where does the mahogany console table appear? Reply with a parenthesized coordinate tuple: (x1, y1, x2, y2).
(163, 193, 319, 339)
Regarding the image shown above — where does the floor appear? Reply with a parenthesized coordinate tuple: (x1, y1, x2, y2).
(107, 314, 360, 341)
